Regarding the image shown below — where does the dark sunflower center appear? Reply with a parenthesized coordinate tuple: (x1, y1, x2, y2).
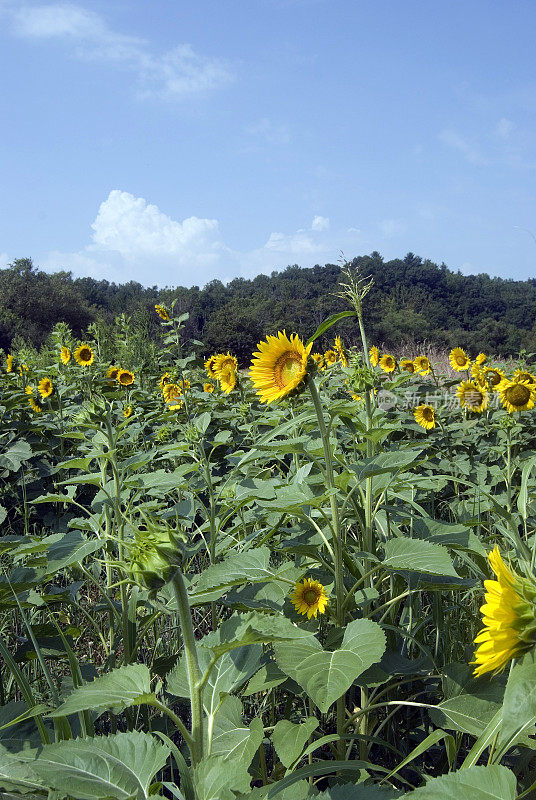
(80, 348, 92, 361)
(303, 589, 319, 604)
(518, 372, 535, 385)
(422, 407, 434, 421)
(404, 362, 415, 372)
(507, 384, 531, 406)
(455, 354, 467, 366)
(465, 390, 484, 406)
(489, 371, 501, 386)
(273, 351, 302, 388)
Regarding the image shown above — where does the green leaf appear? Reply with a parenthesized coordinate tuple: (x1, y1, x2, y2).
(272, 718, 319, 768)
(274, 619, 386, 713)
(407, 764, 516, 799)
(48, 664, 152, 717)
(316, 786, 403, 799)
(306, 311, 356, 345)
(30, 730, 170, 799)
(0, 440, 33, 472)
(429, 695, 501, 737)
(194, 753, 251, 800)
(46, 530, 102, 573)
(382, 538, 459, 577)
(210, 695, 264, 763)
(0, 747, 44, 793)
(350, 449, 424, 481)
(497, 649, 536, 756)
(191, 548, 284, 602)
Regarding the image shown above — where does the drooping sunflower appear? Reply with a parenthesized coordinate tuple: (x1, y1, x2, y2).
(159, 372, 171, 391)
(499, 379, 536, 414)
(155, 304, 170, 321)
(473, 547, 536, 677)
(334, 336, 348, 367)
(74, 343, 95, 366)
(204, 355, 218, 379)
(249, 331, 312, 404)
(124, 406, 133, 418)
(203, 382, 215, 393)
(323, 349, 338, 366)
(456, 380, 489, 413)
(38, 377, 53, 398)
(290, 578, 328, 619)
(25, 386, 42, 414)
(213, 352, 238, 376)
(513, 369, 536, 386)
(369, 346, 380, 367)
(60, 346, 71, 365)
(413, 355, 431, 375)
(475, 352, 487, 366)
(449, 347, 471, 372)
(470, 363, 487, 387)
(400, 358, 416, 374)
(219, 365, 237, 394)
(379, 354, 396, 373)
(107, 365, 120, 381)
(5, 354, 13, 373)
(483, 367, 505, 390)
(162, 383, 182, 404)
(117, 369, 135, 387)
(414, 404, 436, 430)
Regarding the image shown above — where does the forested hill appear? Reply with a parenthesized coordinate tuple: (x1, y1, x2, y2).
(2, 253, 536, 360)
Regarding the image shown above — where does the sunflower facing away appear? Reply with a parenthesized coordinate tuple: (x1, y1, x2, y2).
(334, 336, 348, 367)
(400, 358, 416, 374)
(5, 354, 13, 373)
(219, 365, 237, 394)
(449, 347, 471, 372)
(159, 372, 171, 391)
(25, 386, 41, 414)
(414, 404, 436, 430)
(155, 304, 170, 321)
(471, 363, 487, 387)
(124, 406, 133, 418)
(60, 346, 71, 365)
(413, 355, 431, 375)
(163, 383, 182, 404)
(456, 380, 489, 413)
(473, 547, 536, 677)
(499, 379, 536, 414)
(291, 578, 328, 619)
(74, 343, 95, 366)
(117, 369, 135, 387)
(204, 355, 218, 378)
(311, 352, 325, 371)
(38, 377, 53, 398)
(379, 354, 396, 373)
(369, 346, 379, 367)
(249, 331, 312, 404)
(475, 352, 487, 366)
(107, 365, 120, 381)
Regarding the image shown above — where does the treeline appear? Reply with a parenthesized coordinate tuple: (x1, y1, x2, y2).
(2, 253, 536, 361)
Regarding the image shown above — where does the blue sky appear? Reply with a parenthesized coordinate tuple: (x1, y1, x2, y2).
(1, 0, 536, 288)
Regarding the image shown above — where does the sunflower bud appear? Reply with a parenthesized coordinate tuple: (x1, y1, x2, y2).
(130, 523, 185, 592)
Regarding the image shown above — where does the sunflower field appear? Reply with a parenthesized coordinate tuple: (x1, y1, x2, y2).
(1, 267, 536, 799)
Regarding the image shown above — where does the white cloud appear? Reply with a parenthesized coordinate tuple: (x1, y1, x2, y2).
(311, 215, 329, 232)
(495, 117, 515, 139)
(245, 118, 291, 146)
(379, 219, 406, 238)
(439, 129, 487, 165)
(10, 3, 232, 99)
(264, 230, 321, 255)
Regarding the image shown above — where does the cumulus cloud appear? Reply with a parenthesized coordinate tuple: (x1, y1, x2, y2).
(311, 215, 329, 232)
(10, 3, 232, 99)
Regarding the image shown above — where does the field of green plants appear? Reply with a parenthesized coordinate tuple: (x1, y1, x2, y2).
(1, 267, 536, 799)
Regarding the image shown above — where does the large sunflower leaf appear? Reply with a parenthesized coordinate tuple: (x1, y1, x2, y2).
(382, 538, 459, 577)
(272, 717, 319, 768)
(274, 619, 386, 713)
(406, 764, 516, 799)
(48, 664, 152, 717)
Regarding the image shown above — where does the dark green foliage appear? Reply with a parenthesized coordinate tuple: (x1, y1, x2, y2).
(3, 253, 536, 358)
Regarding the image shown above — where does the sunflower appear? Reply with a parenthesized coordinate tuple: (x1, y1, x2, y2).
(499, 379, 536, 414)
(205, 355, 218, 378)
(414, 404, 436, 430)
(117, 369, 135, 387)
(203, 382, 215, 393)
(413, 355, 431, 375)
(379, 354, 396, 373)
(155, 304, 170, 321)
(25, 387, 41, 414)
(178, 379, 191, 392)
(334, 336, 348, 367)
(449, 347, 471, 372)
(513, 369, 536, 386)
(323, 349, 338, 366)
(213, 352, 238, 376)
(163, 383, 182, 404)
(470, 363, 487, 387)
(38, 377, 53, 398)
(311, 352, 325, 371)
(19, 364, 28, 373)
(249, 331, 312, 404)
(483, 367, 505, 389)
(124, 406, 133, 418)
(219, 365, 237, 394)
(60, 346, 71, 365)
(400, 358, 416, 374)
(475, 353, 487, 366)
(290, 578, 328, 619)
(5, 354, 13, 373)
(369, 346, 379, 367)
(107, 365, 120, 381)
(159, 372, 171, 391)
(74, 343, 95, 366)
(351, 393, 363, 402)
(456, 380, 489, 413)
(473, 547, 536, 677)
